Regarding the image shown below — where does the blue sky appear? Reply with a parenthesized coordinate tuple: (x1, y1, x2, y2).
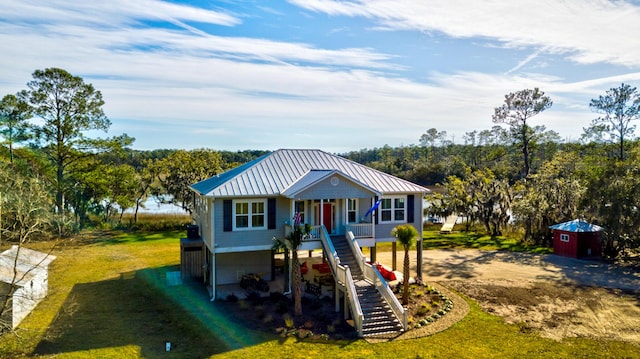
(2, 0, 640, 153)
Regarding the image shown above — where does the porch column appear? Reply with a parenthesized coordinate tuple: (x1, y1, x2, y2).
(370, 244, 376, 263)
(417, 193, 424, 282)
(320, 199, 324, 231)
(392, 242, 397, 270)
(417, 239, 423, 282)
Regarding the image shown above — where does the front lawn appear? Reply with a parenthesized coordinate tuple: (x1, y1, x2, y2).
(0, 230, 635, 358)
(371, 227, 553, 254)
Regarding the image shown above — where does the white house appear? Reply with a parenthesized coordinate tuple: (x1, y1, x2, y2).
(188, 149, 429, 336)
(190, 149, 429, 336)
(0, 245, 56, 330)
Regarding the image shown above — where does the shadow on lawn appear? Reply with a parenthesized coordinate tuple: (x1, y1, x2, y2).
(33, 266, 274, 357)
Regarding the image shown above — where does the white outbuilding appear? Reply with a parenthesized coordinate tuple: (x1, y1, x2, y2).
(0, 245, 56, 330)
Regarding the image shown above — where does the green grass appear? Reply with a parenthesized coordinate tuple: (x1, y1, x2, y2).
(0, 229, 636, 358)
(371, 226, 553, 254)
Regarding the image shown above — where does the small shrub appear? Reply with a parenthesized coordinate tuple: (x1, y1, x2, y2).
(417, 303, 432, 316)
(283, 314, 294, 329)
(431, 299, 441, 307)
(414, 290, 425, 298)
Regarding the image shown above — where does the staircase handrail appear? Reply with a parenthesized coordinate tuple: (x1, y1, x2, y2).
(371, 268, 408, 331)
(319, 227, 363, 336)
(344, 266, 364, 337)
(345, 231, 407, 332)
(345, 231, 368, 274)
(318, 225, 339, 272)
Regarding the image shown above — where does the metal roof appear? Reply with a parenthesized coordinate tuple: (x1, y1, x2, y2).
(549, 219, 604, 232)
(191, 149, 430, 198)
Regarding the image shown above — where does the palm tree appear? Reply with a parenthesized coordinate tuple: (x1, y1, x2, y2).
(391, 224, 418, 305)
(272, 216, 311, 316)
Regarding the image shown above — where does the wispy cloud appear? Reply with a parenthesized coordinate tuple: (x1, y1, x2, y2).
(1, 0, 639, 152)
(289, 0, 640, 68)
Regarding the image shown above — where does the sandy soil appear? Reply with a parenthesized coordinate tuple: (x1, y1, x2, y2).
(375, 249, 640, 343)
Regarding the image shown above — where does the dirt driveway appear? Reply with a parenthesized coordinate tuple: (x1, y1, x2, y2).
(375, 249, 640, 343)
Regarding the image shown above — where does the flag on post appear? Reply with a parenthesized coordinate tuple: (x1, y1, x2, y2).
(293, 211, 302, 226)
(364, 199, 382, 217)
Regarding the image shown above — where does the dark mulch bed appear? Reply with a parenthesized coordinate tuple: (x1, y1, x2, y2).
(216, 291, 358, 341)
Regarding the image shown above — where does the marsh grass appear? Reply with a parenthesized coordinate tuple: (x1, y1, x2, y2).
(0, 228, 636, 358)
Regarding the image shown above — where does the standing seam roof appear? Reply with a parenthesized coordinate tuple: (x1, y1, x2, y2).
(190, 149, 429, 197)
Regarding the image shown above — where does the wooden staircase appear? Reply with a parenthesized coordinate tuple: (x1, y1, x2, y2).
(330, 236, 404, 337)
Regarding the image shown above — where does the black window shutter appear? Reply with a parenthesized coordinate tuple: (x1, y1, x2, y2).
(268, 198, 276, 229)
(407, 194, 415, 223)
(223, 200, 232, 232)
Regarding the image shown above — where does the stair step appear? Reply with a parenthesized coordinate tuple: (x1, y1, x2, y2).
(362, 307, 393, 315)
(329, 237, 404, 338)
(363, 322, 403, 329)
(362, 325, 403, 334)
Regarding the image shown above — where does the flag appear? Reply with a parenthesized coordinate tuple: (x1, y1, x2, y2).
(364, 199, 382, 217)
(293, 212, 302, 226)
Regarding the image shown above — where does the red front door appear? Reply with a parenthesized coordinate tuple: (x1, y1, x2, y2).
(322, 203, 333, 233)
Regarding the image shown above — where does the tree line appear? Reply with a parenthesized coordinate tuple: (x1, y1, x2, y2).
(0, 68, 268, 243)
(2, 68, 640, 259)
(344, 86, 640, 259)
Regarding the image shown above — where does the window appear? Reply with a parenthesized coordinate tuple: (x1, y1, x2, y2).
(233, 199, 266, 230)
(348, 198, 358, 223)
(294, 201, 305, 223)
(379, 196, 406, 223)
(560, 233, 570, 242)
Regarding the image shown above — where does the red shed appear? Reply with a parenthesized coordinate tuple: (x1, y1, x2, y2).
(549, 219, 603, 258)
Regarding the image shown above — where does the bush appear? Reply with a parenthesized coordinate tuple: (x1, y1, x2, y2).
(417, 303, 432, 316)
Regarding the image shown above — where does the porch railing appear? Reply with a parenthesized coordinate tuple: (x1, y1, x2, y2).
(345, 223, 373, 238)
(284, 224, 321, 242)
(346, 230, 408, 332)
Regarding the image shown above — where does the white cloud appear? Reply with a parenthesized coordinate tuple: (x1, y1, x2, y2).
(289, 0, 640, 68)
(1, 0, 639, 152)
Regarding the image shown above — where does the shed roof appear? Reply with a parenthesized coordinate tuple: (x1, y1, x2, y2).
(191, 149, 429, 198)
(549, 219, 604, 233)
(0, 246, 56, 286)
